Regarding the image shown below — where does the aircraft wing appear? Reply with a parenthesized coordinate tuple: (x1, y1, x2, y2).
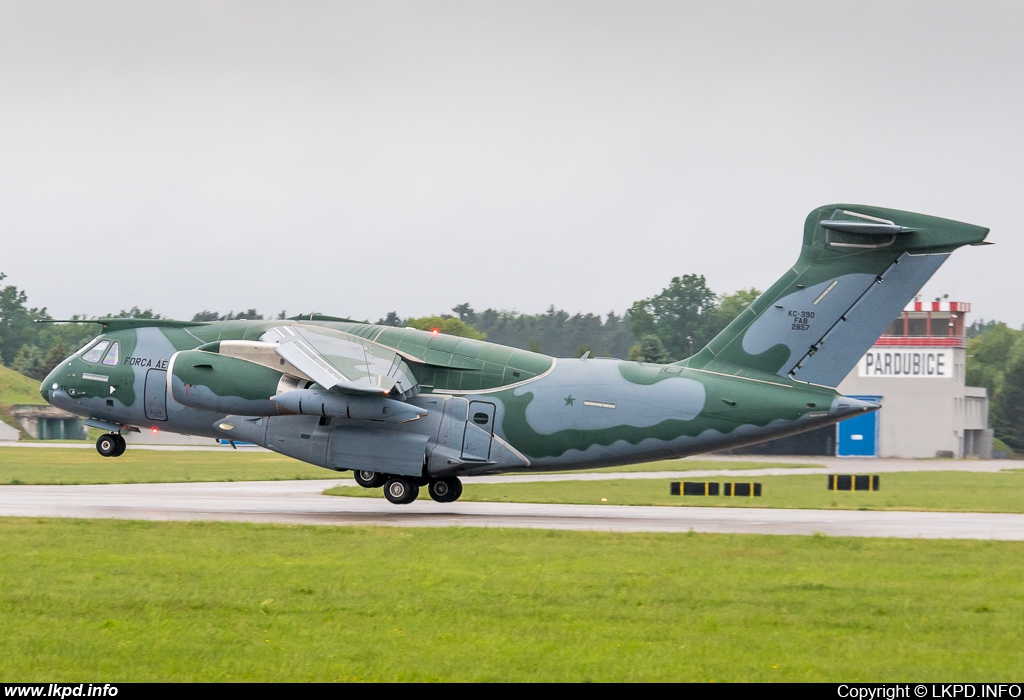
(261, 325, 419, 398)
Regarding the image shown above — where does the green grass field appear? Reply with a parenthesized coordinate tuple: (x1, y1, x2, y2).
(0, 364, 46, 440)
(0, 364, 45, 408)
(0, 447, 801, 485)
(553, 458, 820, 473)
(1, 517, 1022, 681)
(326, 470, 1024, 514)
(0, 447, 332, 484)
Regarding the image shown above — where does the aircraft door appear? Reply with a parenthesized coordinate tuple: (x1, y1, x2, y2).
(461, 401, 496, 461)
(144, 369, 168, 421)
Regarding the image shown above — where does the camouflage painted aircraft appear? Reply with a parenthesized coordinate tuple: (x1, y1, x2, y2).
(41, 205, 988, 504)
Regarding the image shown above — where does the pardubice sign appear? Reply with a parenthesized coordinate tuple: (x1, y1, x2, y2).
(857, 348, 953, 379)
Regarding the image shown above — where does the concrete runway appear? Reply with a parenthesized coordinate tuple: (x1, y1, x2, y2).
(3, 479, 1024, 540)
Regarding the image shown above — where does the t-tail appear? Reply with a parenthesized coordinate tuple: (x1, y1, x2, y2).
(684, 204, 989, 387)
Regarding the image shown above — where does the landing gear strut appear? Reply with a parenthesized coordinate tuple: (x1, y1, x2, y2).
(428, 477, 463, 503)
(96, 433, 126, 457)
(383, 477, 420, 505)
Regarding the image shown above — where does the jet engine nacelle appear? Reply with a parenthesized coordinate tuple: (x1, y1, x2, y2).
(168, 350, 289, 416)
(272, 389, 427, 424)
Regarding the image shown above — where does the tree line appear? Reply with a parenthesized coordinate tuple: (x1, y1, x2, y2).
(965, 321, 1024, 452)
(375, 276, 760, 363)
(0, 271, 758, 381)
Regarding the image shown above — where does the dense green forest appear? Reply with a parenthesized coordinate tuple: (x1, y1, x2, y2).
(1, 269, 1020, 449)
(965, 321, 1024, 451)
(375, 277, 761, 363)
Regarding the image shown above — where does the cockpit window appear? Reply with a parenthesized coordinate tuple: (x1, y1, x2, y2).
(74, 339, 97, 355)
(101, 341, 120, 366)
(81, 340, 110, 364)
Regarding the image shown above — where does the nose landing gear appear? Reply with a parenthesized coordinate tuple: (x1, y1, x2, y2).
(96, 433, 126, 457)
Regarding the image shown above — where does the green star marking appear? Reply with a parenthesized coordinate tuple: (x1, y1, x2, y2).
(564, 395, 575, 406)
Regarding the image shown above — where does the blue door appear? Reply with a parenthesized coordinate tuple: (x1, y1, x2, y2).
(836, 395, 881, 457)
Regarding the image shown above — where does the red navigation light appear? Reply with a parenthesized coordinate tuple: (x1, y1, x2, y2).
(431, 329, 439, 335)
(151, 427, 158, 433)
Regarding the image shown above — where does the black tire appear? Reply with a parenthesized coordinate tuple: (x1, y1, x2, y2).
(96, 434, 118, 457)
(428, 479, 450, 502)
(354, 470, 387, 489)
(384, 477, 419, 505)
(111, 434, 127, 457)
(428, 477, 463, 503)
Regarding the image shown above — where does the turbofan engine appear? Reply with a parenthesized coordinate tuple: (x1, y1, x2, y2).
(168, 350, 296, 416)
(167, 348, 425, 423)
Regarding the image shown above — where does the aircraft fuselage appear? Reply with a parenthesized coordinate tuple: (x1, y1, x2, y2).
(42, 320, 861, 478)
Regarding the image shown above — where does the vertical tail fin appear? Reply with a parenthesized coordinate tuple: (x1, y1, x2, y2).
(686, 204, 989, 387)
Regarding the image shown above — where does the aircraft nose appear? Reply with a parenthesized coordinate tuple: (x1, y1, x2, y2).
(40, 363, 66, 403)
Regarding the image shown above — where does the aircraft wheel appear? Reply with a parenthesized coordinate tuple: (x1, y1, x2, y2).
(354, 470, 387, 489)
(96, 434, 119, 457)
(112, 434, 127, 457)
(384, 477, 419, 505)
(428, 477, 463, 503)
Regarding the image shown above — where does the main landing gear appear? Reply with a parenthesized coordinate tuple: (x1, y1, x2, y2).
(96, 433, 126, 457)
(427, 477, 463, 503)
(354, 470, 388, 488)
(384, 477, 419, 505)
(354, 471, 463, 505)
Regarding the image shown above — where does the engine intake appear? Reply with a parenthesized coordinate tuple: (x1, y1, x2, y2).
(169, 350, 287, 416)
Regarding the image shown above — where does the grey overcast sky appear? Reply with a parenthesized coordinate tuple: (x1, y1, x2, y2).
(1, 1, 1021, 326)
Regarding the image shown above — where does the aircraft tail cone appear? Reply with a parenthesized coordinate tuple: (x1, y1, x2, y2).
(829, 396, 880, 419)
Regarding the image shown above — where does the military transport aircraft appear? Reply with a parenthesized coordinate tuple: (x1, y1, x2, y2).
(41, 204, 988, 504)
